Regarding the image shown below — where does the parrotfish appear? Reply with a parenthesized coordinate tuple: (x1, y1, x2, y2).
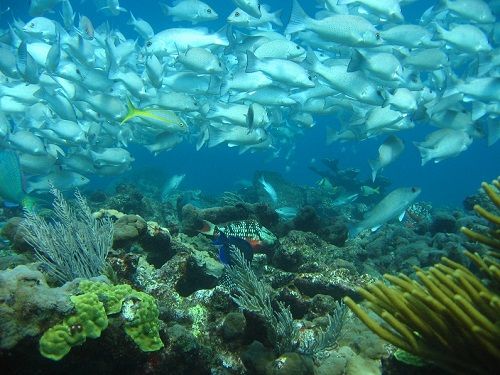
(200, 219, 277, 250)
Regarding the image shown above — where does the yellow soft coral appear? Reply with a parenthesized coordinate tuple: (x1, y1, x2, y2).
(460, 177, 500, 249)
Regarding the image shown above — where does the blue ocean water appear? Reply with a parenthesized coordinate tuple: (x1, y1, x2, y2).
(1, 0, 498, 206)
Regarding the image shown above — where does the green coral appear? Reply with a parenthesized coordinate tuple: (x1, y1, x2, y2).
(187, 304, 208, 338)
(39, 281, 163, 360)
(122, 290, 164, 351)
(78, 280, 132, 314)
(39, 292, 108, 360)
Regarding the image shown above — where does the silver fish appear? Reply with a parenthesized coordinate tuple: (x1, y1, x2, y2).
(369, 135, 405, 182)
(160, 0, 218, 24)
(350, 187, 421, 237)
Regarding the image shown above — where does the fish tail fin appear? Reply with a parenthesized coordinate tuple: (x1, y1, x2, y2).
(208, 75, 222, 95)
(207, 125, 227, 148)
(196, 126, 209, 150)
(245, 50, 260, 74)
(368, 159, 380, 182)
(348, 225, 361, 239)
(120, 97, 137, 125)
(471, 102, 486, 121)
(198, 219, 216, 236)
(220, 78, 231, 96)
(214, 25, 229, 46)
(285, 0, 309, 35)
(414, 142, 432, 166)
(432, 22, 447, 38)
(305, 49, 321, 72)
(347, 49, 365, 73)
(108, 58, 120, 80)
(271, 9, 283, 27)
(433, 0, 448, 12)
(127, 11, 137, 25)
(381, 90, 392, 108)
(158, 2, 171, 15)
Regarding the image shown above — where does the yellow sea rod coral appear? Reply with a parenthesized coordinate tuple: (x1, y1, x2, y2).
(460, 177, 500, 250)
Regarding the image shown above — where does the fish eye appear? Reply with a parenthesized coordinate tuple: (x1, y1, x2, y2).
(308, 75, 312, 80)
(218, 62, 222, 67)
(235, 11, 240, 17)
(207, 8, 212, 13)
(146, 41, 152, 47)
(29, 22, 35, 28)
(375, 32, 381, 40)
(296, 45, 301, 49)
(179, 123, 185, 127)
(411, 187, 417, 193)
(76, 68, 81, 75)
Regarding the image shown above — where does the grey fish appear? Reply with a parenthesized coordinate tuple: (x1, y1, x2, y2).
(350, 187, 421, 237)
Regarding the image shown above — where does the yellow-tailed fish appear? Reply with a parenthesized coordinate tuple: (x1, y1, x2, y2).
(121, 98, 187, 133)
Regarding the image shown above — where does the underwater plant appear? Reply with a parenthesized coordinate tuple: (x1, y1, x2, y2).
(344, 177, 500, 374)
(21, 186, 114, 284)
(226, 248, 349, 357)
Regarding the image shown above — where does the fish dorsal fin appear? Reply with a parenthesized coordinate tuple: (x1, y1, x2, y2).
(398, 211, 406, 221)
(371, 225, 382, 232)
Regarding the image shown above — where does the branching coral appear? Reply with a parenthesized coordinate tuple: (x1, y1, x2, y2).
(344, 177, 500, 374)
(460, 177, 500, 249)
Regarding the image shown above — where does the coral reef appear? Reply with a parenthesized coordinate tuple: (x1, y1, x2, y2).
(3, 171, 498, 374)
(345, 177, 500, 374)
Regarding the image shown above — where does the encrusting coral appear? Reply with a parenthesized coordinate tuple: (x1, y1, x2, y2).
(39, 280, 163, 360)
(344, 177, 500, 374)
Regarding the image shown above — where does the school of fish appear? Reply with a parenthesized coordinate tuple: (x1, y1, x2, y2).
(0, 0, 498, 195)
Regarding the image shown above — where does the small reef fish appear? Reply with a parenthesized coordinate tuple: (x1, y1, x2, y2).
(227, 5, 283, 28)
(0, 150, 27, 206)
(231, 0, 261, 18)
(29, 0, 62, 16)
(360, 186, 380, 196)
(317, 178, 337, 192)
(200, 219, 277, 249)
(414, 129, 473, 166)
(161, 174, 186, 201)
(259, 176, 278, 203)
(369, 135, 405, 182)
(286, 0, 381, 47)
(275, 206, 299, 220)
(95, 0, 127, 16)
(212, 231, 253, 266)
(350, 187, 422, 237)
(121, 98, 187, 133)
(331, 193, 359, 207)
(77, 15, 94, 39)
(159, 0, 218, 24)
